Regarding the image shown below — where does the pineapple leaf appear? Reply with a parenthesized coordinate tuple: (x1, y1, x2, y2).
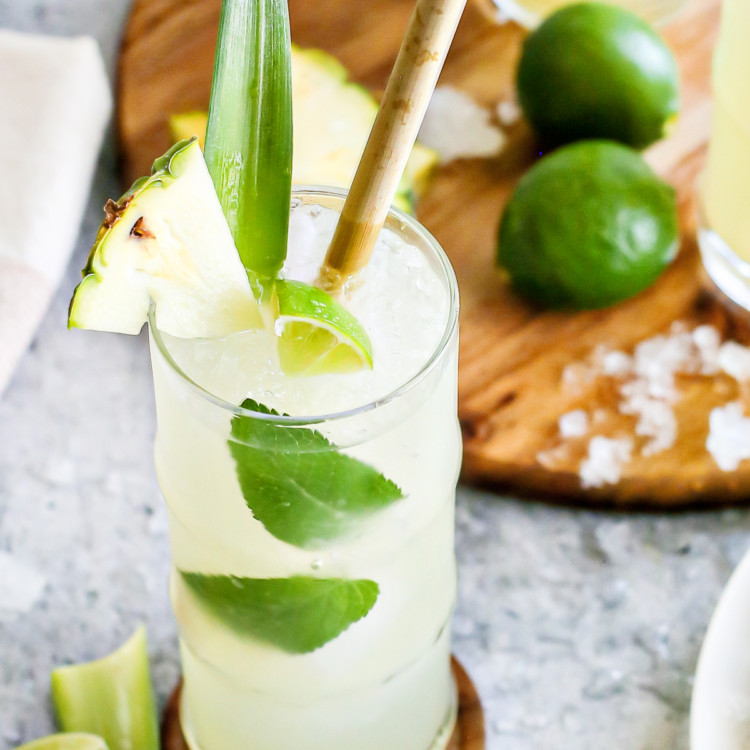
(204, 0, 293, 281)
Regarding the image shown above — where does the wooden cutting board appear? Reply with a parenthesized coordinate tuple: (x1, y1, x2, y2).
(118, 0, 750, 508)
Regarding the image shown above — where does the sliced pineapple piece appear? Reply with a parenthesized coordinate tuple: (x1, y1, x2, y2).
(169, 46, 439, 215)
(168, 111, 207, 149)
(68, 138, 260, 337)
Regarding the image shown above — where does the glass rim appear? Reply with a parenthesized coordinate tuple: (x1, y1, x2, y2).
(149, 185, 459, 427)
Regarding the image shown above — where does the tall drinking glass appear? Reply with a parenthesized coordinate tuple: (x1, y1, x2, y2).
(492, 0, 689, 27)
(148, 189, 461, 750)
(698, 0, 750, 309)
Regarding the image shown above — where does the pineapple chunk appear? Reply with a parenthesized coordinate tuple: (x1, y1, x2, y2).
(169, 46, 439, 215)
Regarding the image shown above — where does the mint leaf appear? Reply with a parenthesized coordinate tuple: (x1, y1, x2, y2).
(180, 572, 378, 653)
(229, 399, 404, 548)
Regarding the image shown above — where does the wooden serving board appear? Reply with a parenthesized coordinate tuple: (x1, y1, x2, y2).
(161, 658, 485, 750)
(118, 0, 750, 507)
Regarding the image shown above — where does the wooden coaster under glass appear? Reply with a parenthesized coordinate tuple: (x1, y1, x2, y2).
(161, 656, 485, 750)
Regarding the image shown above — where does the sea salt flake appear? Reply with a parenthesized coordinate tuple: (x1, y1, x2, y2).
(556, 324, 750, 486)
(619, 381, 677, 456)
(0, 552, 46, 615)
(706, 402, 750, 471)
(718, 341, 750, 382)
(635, 400, 677, 456)
(619, 377, 650, 405)
(632, 331, 697, 399)
(693, 325, 721, 374)
(419, 86, 506, 164)
(580, 436, 633, 489)
(601, 350, 633, 378)
(559, 410, 589, 438)
(496, 99, 521, 127)
(692, 324, 719, 347)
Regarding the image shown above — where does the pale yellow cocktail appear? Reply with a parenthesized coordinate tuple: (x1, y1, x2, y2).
(149, 189, 461, 750)
(494, 0, 688, 27)
(699, 0, 750, 308)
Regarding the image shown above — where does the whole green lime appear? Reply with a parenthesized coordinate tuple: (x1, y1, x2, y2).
(516, 2, 680, 149)
(497, 140, 678, 309)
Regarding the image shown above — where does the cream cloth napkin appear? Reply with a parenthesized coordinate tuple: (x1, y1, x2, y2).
(0, 30, 112, 395)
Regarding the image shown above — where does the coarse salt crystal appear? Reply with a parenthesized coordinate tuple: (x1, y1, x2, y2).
(559, 410, 589, 438)
(419, 86, 506, 164)
(544, 324, 750, 487)
(693, 325, 721, 374)
(718, 341, 750, 382)
(580, 436, 633, 489)
(634, 400, 677, 456)
(496, 99, 522, 127)
(633, 331, 698, 398)
(706, 402, 750, 471)
(693, 325, 720, 347)
(619, 380, 677, 455)
(601, 350, 633, 378)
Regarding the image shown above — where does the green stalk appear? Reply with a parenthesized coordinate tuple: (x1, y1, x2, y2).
(204, 0, 293, 284)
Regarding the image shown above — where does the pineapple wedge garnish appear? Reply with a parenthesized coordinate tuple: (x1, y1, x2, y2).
(68, 138, 260, 337)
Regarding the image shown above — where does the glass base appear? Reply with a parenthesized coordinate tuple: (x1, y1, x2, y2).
(698, 223, 750, 312)
(179, 671, 458, 750)
(431, 686, 459, 750)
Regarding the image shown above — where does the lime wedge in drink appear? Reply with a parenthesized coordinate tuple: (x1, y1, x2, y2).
(274, 279, 373, 376)
(51, 627, 159, 750)
(15, 736, 107, 750)
(68, 138, 260, 337)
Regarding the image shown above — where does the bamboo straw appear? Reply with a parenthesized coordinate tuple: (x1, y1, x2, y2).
(320, 0, 468, 292)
